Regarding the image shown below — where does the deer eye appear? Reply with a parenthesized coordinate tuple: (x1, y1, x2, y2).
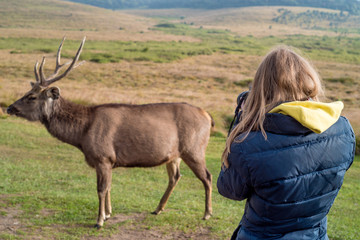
(28, 96, 37, 101)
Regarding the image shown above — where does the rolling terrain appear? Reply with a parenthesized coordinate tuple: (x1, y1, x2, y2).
(61, 0, 360, 15)
(125, 6, 360, 37)
(1, 1, 360, 132)
(0, 0, 359, 239)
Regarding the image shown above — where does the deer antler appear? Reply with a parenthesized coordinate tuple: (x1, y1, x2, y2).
(34, 36, 86, 87)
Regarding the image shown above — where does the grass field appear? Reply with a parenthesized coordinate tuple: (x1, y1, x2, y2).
(2, 26, 360, 64)
(0, 117, 359, 239)
(0, 0, 360, 239)
(1, 34, 359, 134)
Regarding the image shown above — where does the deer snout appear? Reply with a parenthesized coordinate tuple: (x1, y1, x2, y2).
(7, 105, 19, 115)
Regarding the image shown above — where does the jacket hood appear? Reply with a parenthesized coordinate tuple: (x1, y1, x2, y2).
(269, 101, 344, 133)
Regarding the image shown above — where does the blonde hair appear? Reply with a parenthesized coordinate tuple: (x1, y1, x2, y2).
(222, 46, 324, 167)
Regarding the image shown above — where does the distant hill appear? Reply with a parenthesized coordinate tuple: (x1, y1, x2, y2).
(0, 0, 155, 38)
(61, 0, 360, 15)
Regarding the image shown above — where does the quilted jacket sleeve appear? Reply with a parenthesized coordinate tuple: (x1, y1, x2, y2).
(217, 152, 251, 201)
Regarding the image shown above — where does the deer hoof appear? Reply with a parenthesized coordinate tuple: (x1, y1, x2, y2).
(151, 210, 162, 215)
(202, 213, 212, 220)
(94, 224, 102, 229)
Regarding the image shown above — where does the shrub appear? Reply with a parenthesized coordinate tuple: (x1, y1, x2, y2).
(324, 77, 355, 86)
(155, 23, 177, 28)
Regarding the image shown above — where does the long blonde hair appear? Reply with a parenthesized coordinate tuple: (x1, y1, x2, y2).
(222, 46, 324, 167)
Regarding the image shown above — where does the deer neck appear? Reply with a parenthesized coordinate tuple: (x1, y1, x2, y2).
(41, 97, 91, 149)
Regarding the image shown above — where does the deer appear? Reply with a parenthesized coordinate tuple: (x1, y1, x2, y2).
(6, 37, 213, 228)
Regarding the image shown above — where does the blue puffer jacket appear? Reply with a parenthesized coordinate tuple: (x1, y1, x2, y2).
(217, 101, 356, 240)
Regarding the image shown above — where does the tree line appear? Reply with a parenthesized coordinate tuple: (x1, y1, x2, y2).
(273, 8, 352, 25)
(63, 0, 360, 15)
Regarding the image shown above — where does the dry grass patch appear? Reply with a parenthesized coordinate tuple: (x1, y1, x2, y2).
(0, 0, 150, 32)
(0, 0, 200, 42)
(1, 43, 360, 133)
(0, 28, 201, 43)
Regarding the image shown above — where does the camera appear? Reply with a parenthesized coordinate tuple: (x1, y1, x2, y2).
(237, 91, 249, 107)
(228, 91, 250, 135)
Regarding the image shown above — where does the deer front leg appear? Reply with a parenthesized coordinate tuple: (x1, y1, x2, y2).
(95, 161, 112, 229)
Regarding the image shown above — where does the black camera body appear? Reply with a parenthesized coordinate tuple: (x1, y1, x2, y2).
(228, 91, 249, 135)
(237, 91, 249, 107)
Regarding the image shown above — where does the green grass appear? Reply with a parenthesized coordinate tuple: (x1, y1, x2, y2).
(1, 26, 360, 64)
(327, 156, 360, 240)
(0, 37, 214, 64)
(0, 117, 359, 239)
(0, 117, 239, 239)
(324, 77, 356, 86)
(153, 23, 360, 64)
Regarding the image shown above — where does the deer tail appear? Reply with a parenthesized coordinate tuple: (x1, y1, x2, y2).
(207, 112, 215, 128)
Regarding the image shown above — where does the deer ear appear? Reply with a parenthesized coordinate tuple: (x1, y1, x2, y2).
(46, 87, 61, 100)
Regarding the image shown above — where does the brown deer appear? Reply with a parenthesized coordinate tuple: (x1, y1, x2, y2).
(7, 37, 214, 228)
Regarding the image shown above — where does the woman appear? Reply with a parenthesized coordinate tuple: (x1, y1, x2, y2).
(217, 46, 355, 240)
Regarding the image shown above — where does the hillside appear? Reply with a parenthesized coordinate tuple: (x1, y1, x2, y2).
(125, 6, 360, 37)
(0, 0, 145, 31)
(1, 0, 360, 132)
(0, 0, 198, 42)
(0, 0, 360, 239)
(61, 0, 360, 15)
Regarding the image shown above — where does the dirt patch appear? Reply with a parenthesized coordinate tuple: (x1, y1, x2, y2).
(0, 205, 25, 237)
(0, 204, 215, 240)
(85, 213, 214, 240)
(97, 226, 213, 240)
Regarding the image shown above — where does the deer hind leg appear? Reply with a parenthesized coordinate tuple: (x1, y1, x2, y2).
(95, 161, 112, 229)
(152, 158, 181, 215)
(182, 154, 212, 220)
(105, 187, 112, 220)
